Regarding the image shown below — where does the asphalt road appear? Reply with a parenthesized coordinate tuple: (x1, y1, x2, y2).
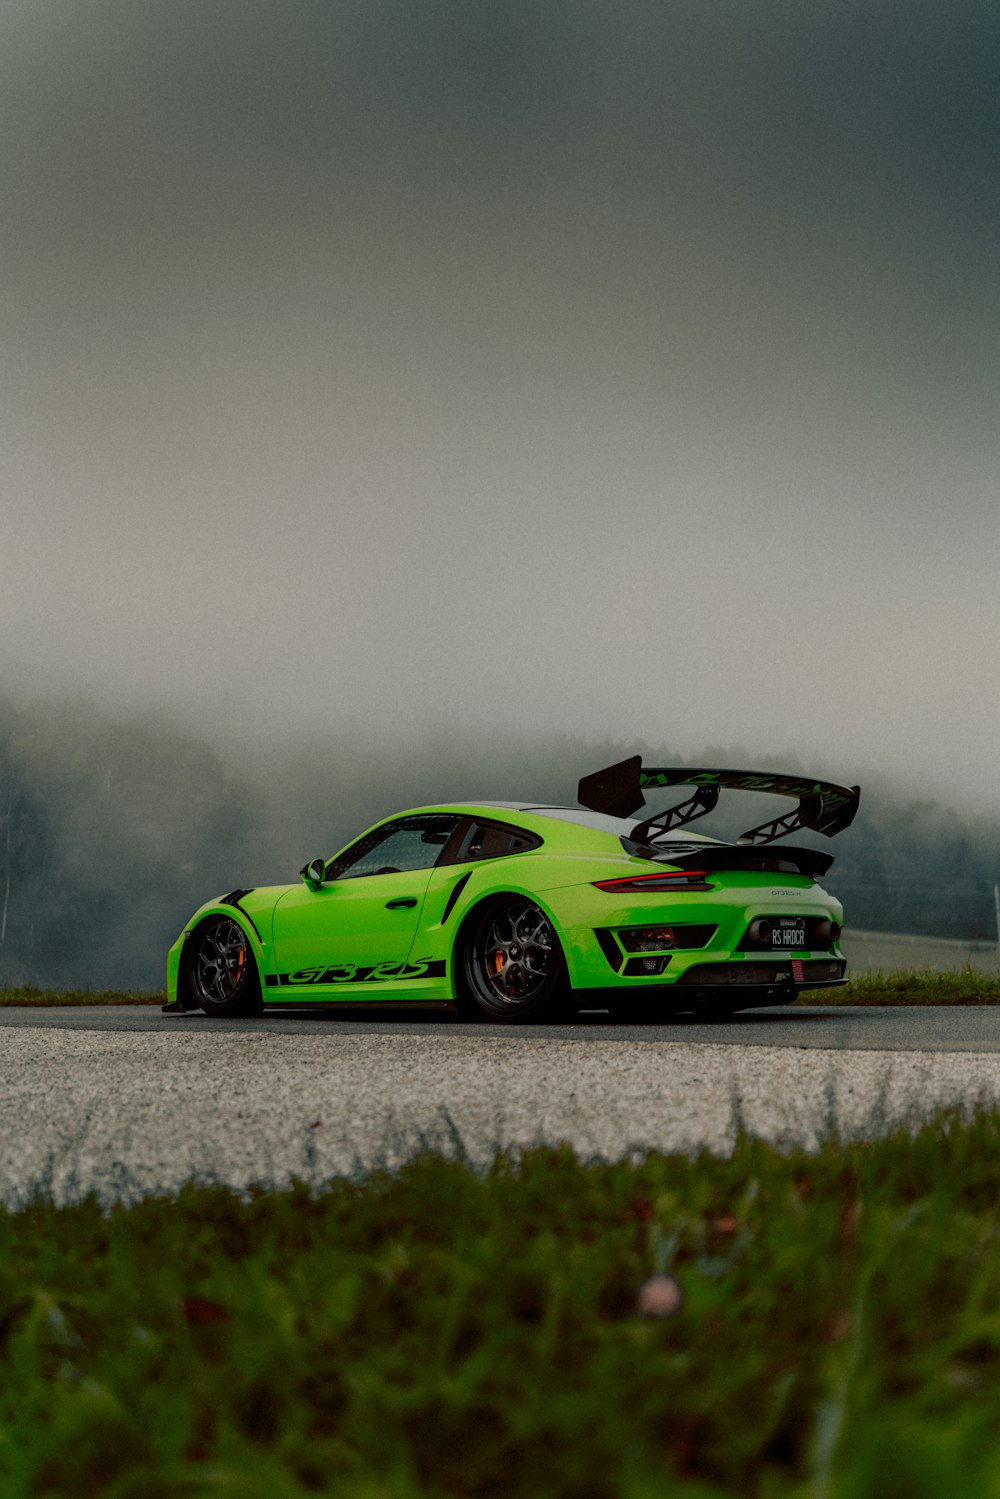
(2, 1003, 1000, 1051)
(4, 1004, 1000, 1205)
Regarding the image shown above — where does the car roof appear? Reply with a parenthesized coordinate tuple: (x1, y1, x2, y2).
(412, 801, 720, 846)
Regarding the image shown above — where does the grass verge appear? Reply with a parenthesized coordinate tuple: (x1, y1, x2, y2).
(804, 964, 1000, 1006)
(6, 967, 1000, 1009)
(0, 987, 165, 1006)
(5, 1118, 1000, 1496)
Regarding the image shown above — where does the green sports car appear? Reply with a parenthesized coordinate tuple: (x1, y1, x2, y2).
(164, 756, 860, 1024)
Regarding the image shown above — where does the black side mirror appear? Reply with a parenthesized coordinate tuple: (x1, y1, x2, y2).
(299, 858, 326, 889)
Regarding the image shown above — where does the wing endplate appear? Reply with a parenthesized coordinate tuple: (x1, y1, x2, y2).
(577, 755, 645, 819)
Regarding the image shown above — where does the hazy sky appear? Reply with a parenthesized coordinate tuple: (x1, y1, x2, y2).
(3, 2, 999, 800)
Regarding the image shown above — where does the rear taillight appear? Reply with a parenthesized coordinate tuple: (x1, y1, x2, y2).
(593, 871, 713, 893)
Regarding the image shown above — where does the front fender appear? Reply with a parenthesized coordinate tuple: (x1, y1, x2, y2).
(166, 900, 271, 1010)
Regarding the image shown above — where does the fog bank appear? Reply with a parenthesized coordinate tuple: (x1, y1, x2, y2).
(1, 700, 997, 990)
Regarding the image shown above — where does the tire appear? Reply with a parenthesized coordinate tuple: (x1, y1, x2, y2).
(457, 898, 571, 1024)
(188, 917, 263, 1017)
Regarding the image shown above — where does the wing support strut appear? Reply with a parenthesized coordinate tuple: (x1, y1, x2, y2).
(577, 756, 860, 846)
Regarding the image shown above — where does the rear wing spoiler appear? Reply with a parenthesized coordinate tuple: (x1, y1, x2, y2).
(578, 756, 860, 846)
(618, 839, 837, 879)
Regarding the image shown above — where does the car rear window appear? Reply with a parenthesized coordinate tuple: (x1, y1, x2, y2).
(519, 805, 719, 844)
(451, 820, 542, 863)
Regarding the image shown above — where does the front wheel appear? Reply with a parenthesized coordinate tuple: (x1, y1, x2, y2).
(188, 918, 263, 1017)
(458, 899, 571, 1024)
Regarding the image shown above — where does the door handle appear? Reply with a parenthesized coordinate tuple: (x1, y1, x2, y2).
(385, 897, 418, 910)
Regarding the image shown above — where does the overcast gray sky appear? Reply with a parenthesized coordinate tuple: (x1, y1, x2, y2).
(3, 1, 999, 800)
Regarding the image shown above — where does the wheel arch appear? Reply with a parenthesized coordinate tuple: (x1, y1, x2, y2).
(451, 888, 571, 1002)
(177, 906, 267, 1012)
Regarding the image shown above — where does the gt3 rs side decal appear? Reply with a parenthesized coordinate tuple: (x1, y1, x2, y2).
(276, 958, 447, 986)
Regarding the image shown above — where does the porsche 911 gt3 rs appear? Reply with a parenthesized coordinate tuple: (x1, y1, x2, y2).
(164, 756, 860, 1024)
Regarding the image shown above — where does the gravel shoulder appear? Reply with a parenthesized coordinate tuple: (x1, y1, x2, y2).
(5, 1024, 1000, 1205)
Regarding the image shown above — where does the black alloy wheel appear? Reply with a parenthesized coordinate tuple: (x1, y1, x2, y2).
(460, 899, 570, 1023)
(189, 917, 263, 1017)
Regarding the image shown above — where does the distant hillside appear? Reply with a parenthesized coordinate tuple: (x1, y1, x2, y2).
(1, 700, 998, 988)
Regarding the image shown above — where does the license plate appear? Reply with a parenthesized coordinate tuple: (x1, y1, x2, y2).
(773, 919, 806, 949)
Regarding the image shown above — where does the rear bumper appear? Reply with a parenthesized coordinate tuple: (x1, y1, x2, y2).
(675, 959, 845, 987)
(574, 969, 847, 1011)
(553, 882, 845, 992)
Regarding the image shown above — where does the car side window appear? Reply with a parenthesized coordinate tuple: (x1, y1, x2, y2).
(327, 815, 460, 880)
(452, 820, 542, 863)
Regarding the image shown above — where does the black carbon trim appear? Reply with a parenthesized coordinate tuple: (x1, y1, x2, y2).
(594, 928, 623, 973)
(654, 844, 834, 879)
(219, 890, 262, 941)
(622, 954, 672, 977)
(570, 979, 847, 1009)
(176, 929, 197, 1012)
(441, 872, 473, 924)
(579, 756, 860, 846)
(676, 959, 846, 986)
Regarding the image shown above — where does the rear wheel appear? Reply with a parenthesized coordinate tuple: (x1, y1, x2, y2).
(189, 918, 263, 1017)
(458, 899, 571, 1024)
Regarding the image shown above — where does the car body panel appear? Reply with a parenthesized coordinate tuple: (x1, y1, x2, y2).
(271, 869, 435, 995)
(167, 801, 847, 1012)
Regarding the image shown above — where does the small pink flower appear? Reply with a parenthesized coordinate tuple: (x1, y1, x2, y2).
(182, 1297, 227, 1325)
(637, 1274, 684, 1319)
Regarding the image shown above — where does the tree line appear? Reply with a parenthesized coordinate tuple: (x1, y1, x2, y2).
(0, 700, 997, 990)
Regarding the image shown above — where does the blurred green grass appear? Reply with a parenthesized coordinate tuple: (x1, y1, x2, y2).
(0, 987, 164, 1006)
(4, 965, 1000, 1008)
(805, 965, 1000, 1005)
(5, 1120, 1000, 1495)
